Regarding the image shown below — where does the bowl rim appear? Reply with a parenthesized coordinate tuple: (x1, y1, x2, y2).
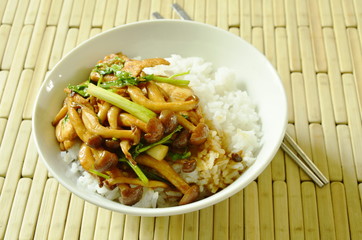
(32, 19, 288, 216)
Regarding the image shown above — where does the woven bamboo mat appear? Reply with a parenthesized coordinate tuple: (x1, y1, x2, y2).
(0, 0, 362, 239)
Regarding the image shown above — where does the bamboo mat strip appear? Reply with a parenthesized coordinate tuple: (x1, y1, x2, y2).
(322, 27, 348, 124)
(239, 0, 251, 43)
(48, 0, 74, 69)
(48, 184, 71, 239)
(284, 0, 301, 71)
(0, 0, 9, 22)
(198, 206, 213, 240)
(316, 184, 336, 240)
(0, 25, 10, 67)
(330, 0, 353, 73)
(47, 0, 64, 26)
(244, 182, 260, 240)
(273, 181, 289, 240)
(336, 125, 362, 240)
(0, 68, 33, 176)
(24, 0, 41, 25)
(285, 125, 304, 240)
(258, 165, 274, 240)
(331, 182, 351, 240)
(0, 25, 32, 118)
(33, 179, 59, 240)
(319, 0, 333, 27)
(296, 0, 309, 27)
(139, 217, 156, 240)
(307, 0, 328, 73)
(93, 207, 112, 239)
(342, 0, 357, 27)
(299, 26, 321, 123)
(108, 212, 126, 239)
(0, 120, 31, 239)
(0, 118, 5, 144)
(62, 194, 84, 240)
(263, 0, 276, 67)
(291, 73, 313, 181)
(229, 191, 243, 240)
(79, 202, 98, 239)
(3, 178, 32, 240)
(301, 182, 319, 239)
(1, 0, 362, 239)
(23, 27, 56, 119)
(18, 159, 48, 240)
(101, 0, 118, 31)
(273, 0, 285, 27)
(1, 0, 19, 24)
(316, 73, 343, 181)
(271, 149, 285, 181)
(342, 74, 362, 181)
(275, 27, 294, 123)
(0, 71, 8, 107)
(24, 0, 52, 69)
(347, 28, 362, 118)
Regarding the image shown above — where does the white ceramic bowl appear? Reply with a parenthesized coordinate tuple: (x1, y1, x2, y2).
(33, 20, 287, 216)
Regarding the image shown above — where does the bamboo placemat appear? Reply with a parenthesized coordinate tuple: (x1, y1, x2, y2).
(0, 0, 362, 239)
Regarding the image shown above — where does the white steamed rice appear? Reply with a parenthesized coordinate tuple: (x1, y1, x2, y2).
(63, 55, 262, 207)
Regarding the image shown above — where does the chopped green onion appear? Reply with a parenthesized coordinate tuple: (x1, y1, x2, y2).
(120, 158, 149, 185)
(87, 83, 156, 123)
(143, 71, 190, 86)
(89, 169, 111, 179)
(134, 125, 183, 155)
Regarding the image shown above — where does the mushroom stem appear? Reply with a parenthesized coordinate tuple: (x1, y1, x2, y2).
(66, 98, 102, 148)
(176, 114, 196, 131)
(97, 101, 112, 124)
(146, 81, 165, 102)
(119, 113, 148, 132)
(135, 154, 190, 194)
(52, 104, 67, 126)
(120, 140, 136, 165)
(107, 106, 121, 129)
(81, 105, 141, 144)
(127, 86, 198, 112)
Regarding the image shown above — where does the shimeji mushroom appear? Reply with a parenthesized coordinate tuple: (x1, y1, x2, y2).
(176, 114, 209, 145)
(135, 154, 200, 205)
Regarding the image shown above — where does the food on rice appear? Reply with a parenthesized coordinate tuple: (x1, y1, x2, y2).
(53, 53, 261, 208)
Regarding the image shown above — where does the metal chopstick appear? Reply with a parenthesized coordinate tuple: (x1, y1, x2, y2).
(153, 5, 329, 188)
(171, 3, 192, 20)
(282, 133, 329, 187)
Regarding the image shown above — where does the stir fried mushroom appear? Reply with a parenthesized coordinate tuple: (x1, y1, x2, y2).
(92, 149, 119, 172)
(144, 117, 165, 143)
(155, 82, 194, 102)
(159, 110, 178, 134)
(55, 115, 77, 150)
(66, 98, 103, 148)
(146, 81, 165, 102)
(107, 106, 121, 129)
(190, 123, 209, 145)
(52, 104, 67, 126)
(176, 114, 209, 145)
(119, 113, 147, 132)
(120, 140, 136, 165)
(78, 143, 95, 171)
(128, 85, 198, 112)
(136, 154, 200, 204)
(97, 101, 112, 124)
(119, 185, 144, 205)
(81, 105, 141, 144)
(172, 129, 190, 149)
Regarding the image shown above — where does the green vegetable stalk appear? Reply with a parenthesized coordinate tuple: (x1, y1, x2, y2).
(87, 83, 156, 123)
